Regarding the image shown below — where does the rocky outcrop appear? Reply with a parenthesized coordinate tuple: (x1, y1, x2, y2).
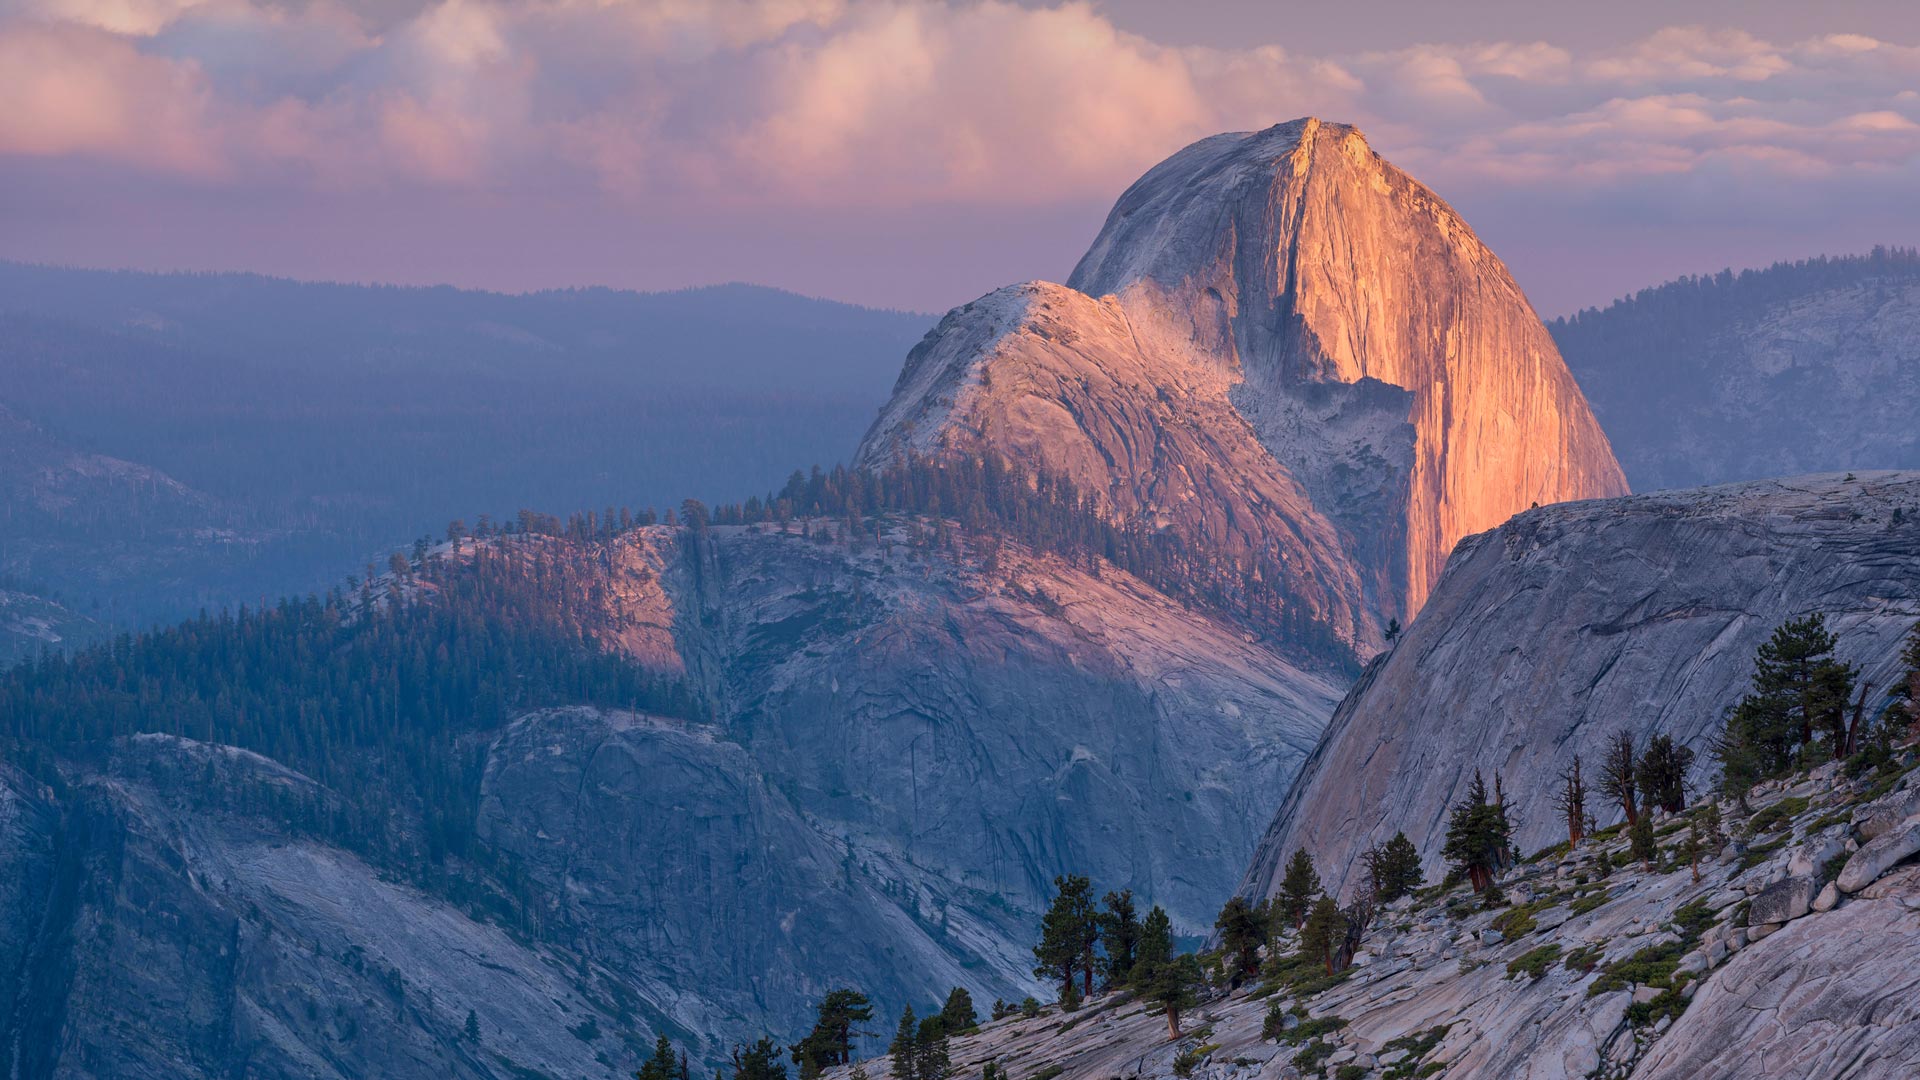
(817, 755, 1920, 1080)
(862, 119, 1625, 634)
(0, 736, 641, 1080)
(1632, 899, 1920, 1080)
(1242, 472, 1920, 900)
(0, 587, 104, 667)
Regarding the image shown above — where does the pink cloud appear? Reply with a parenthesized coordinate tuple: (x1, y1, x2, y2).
(0, 0, 1916, 221)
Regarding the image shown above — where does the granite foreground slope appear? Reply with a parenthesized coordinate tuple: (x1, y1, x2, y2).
(1243, 472, 1920, 901)
(822, 759, 1920, 1080)
(862, 119, 1625, 636)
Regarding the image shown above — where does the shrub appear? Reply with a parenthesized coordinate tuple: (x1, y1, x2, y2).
(1748, 796, 1810, 836)
(1336, 1066, 1367, 1080)
(1506, 944, 1563, 979)
(1490, 902, 1543, 938)
(1587, 940, 1688, 998)
(1274, 1016, 1348, 1046)
(1292, 1040, 1335, 1072)
(1570, 892, 1609, 917)
(1738, 837, 1788, 871)
(1563, 945, 1603, 974)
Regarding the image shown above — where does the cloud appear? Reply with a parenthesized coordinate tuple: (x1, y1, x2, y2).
(1, 0, 1917, 219)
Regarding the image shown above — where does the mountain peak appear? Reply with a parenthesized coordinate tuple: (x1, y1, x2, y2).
(862, 123, 1625, 641)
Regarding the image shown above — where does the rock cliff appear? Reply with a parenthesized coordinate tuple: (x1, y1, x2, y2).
(1242, 472, 1920, 902)
(1, 520, 1343, 1075)
(862, 119, 1626, 632)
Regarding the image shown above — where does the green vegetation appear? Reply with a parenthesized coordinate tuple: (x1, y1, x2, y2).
(1714, 615, 1858, 798)
(1443, 770, 1513, 894)
(1380, 1027, 1451, 1080)
(1292, 1040, 1336, 1072)
(1270, 1015, 1348, 1047)
(0, 541, 697, 919)
(1562, 945, 1604, 975)
(1748, 796, 1811, 836)
(1506, 944, 1563, 980)
(1738, 837, 1789, 872)
(1569, 892, 1609, 917)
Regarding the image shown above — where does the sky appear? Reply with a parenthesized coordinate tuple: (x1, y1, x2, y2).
(3, 0, 1919, 316)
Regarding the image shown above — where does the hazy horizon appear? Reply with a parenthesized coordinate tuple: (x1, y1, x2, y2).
(4, 1, 1918, 316)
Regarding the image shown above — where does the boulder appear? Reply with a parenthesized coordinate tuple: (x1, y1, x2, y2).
(1748, 876, 1816, 925)
(1812, 882, 1840, 912)
(1857, 864, 1920, 902)
(1787, 833, 1847, 878)
(1853, 781, 1920, 843)
(1836, 816, 1920, 894)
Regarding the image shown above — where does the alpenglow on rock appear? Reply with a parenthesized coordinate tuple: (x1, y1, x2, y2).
(1242, 472, 1920, 901)
(861, 118, 1626, 639)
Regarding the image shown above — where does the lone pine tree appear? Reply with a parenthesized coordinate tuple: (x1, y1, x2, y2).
(1277, 848, 1322, 928)
(1299, 897, 1345, 975)
(1032, 874, 1098, 1002)
(1214, 896, 1265, 978)
(1443, 770, 1512, 894)
(1360, 832, 1422, 905)
(1725, 614, 1859, 774)
(1554, 755, 1588, 846)
(1599, 731, 1640, 827)
(1097, 889, 1141, 987)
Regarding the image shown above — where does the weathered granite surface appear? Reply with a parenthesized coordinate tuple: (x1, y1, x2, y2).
(817, 756, 1920, 1080)
(1243, 472, 1920, 900)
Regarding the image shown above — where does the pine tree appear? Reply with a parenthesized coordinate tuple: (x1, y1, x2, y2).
(1743, 614, 1857, 767)
(1277, 848, 1322, 928)
(1895, 620, 1920, 740)
(640, 1035, 678, 1080)
(1214, 896, 1265, 978)
(1097, 889, 1141, 987)
(1443, 770, 1510, 894)
(792, 989, 872, 1073)
(1135, 953, 1201, 1040)
(938, 988, 976, 1034)
(1135, 905, 1174, 975)
(1551, 755, 1586, 847)
(912, 1018, 951, 1080)
(1630, 813, 1657, 868)
(1599, 731, 1639, 826)
(888, 1007, 918, 1080)
(464, 1009, 480, 1043)
(1032, 875, 1097, 1002)
(731, 1039, 790, 1080)
(1364, 832, 1422, 903)
(1299, 897, 1345, 975)
(1636, 734, 1695, 814)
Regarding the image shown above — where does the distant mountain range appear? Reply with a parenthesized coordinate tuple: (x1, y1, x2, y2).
(0, 264, 929, 629)
(1553, 247, 1920, 491)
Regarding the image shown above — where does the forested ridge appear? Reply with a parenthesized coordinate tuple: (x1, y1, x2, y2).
(1549, 246, 1920, 491)
(1550, 246, 1920, 341)
(1, 541, 700, 923)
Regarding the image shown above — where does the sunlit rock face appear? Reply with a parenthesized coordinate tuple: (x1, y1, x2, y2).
(1240, 472, 1920, 903)
(863, 118, 1626, 639)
